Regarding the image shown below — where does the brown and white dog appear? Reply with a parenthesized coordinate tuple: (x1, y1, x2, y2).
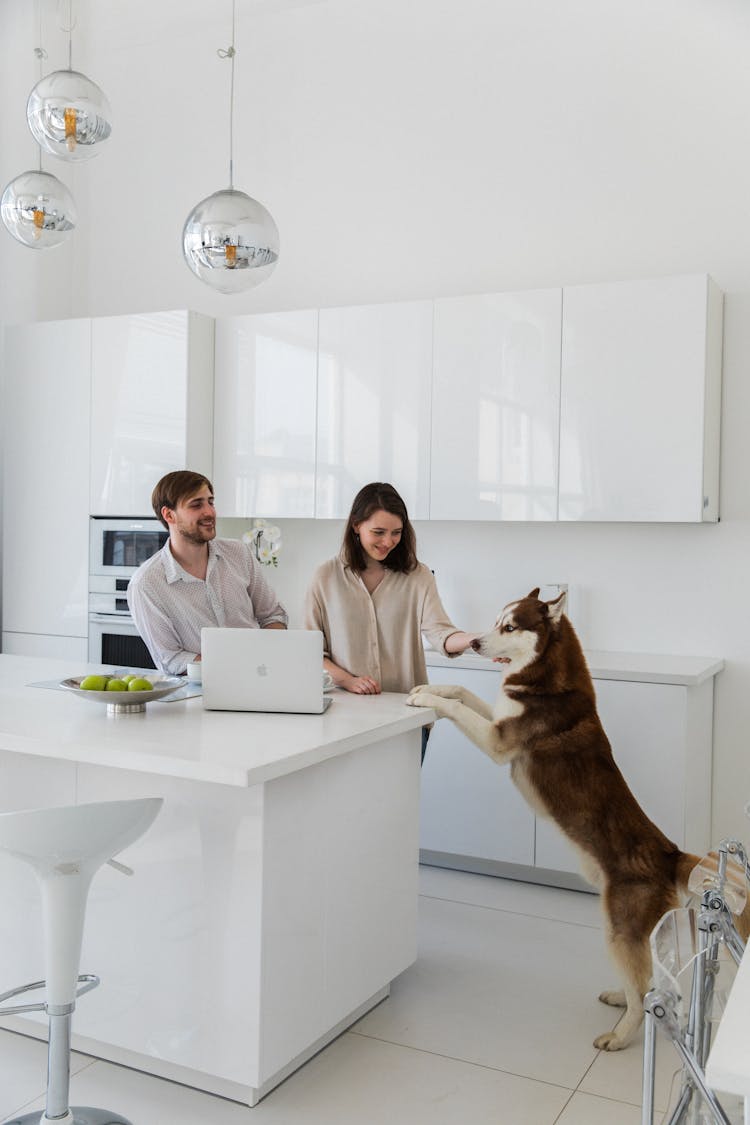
(407, 587, 749, 1051)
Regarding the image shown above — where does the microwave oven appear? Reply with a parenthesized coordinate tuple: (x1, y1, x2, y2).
(89, 517, 168, 579)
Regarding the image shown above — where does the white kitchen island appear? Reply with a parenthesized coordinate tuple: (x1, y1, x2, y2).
(0, 654, 435, 1106)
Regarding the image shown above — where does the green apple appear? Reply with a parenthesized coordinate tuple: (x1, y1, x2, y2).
(120, 674, 136, 684)
(105, 678, 127, 692)
(128, 677, 153, 692)
(80, 674, 109, 691)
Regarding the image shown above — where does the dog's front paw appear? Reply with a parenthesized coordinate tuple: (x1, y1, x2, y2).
(406, 685, 432, 708)
(593, 1030, 627, 1051)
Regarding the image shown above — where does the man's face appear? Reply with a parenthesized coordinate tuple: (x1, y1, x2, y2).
(163, 485, 216, 546)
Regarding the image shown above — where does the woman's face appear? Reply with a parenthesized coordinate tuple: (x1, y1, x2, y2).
(354, 508, 403, 564)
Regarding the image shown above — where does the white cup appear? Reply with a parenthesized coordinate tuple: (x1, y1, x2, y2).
(323, 671, 334, 691)
(186, 661, 202, 683)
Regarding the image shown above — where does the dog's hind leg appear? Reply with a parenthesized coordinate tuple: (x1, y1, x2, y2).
(594, 933, 651, 1051)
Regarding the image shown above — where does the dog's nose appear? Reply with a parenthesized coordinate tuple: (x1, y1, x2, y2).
(470, 638, 481, 651)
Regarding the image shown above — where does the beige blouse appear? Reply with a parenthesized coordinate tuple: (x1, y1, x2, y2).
(303, 556, 459, 693)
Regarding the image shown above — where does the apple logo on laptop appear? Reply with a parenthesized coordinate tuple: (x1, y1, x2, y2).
(256, 664, 269, 677)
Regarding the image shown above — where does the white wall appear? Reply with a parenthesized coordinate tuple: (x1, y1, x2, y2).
(2, 0, 750, 840)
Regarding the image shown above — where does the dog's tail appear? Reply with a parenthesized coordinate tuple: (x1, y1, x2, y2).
(676, 850, 750, 943)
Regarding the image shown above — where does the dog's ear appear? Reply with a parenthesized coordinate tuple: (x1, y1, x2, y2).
(527, 587, 540, 599)
(546, 591, 567, 622)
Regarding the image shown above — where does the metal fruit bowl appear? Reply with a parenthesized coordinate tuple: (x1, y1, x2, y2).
(61, 675, 183, 714)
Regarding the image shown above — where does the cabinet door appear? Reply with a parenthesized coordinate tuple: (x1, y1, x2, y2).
(534, 679, 698, 875)
(420, 666, 535, 866)
(559, 274, 723, 521)
(430, 289, 562, 520)
(90, 311, 213, 515)
(316, 301, 433, 519)
(2, 320, 90, 638)
(2, 632, 88, 661)
(213, 311, 318, 517)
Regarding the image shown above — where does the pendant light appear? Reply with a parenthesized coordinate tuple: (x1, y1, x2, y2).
(182, 0, 279, 294)
(1, 43, 76, 250)
(1, 167, 76, 249)
(26, 1, 112, 162)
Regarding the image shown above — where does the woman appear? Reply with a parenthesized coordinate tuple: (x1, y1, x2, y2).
(303, 482, 476, 758)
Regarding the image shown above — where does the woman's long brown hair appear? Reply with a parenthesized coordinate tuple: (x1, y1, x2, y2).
(341, 482, 418, 573)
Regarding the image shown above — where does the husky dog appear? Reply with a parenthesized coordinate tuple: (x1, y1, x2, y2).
(407, 588, 748, 1050)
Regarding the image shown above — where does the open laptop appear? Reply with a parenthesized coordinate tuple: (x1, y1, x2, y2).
(200, 628, 332, 713)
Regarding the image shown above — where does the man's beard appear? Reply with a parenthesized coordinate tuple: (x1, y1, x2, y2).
(176, 520, 215, 546)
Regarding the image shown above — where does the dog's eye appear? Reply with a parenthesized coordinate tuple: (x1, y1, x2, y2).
(502, 624, 516, 633)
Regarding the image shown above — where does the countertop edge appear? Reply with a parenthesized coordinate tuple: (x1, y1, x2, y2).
(424, 649, 725, 686)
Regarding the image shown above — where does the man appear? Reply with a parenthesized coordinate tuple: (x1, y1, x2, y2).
(128, 470, 288, 674)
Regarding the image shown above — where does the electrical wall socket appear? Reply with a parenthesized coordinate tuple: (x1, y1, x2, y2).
(538, 583, 568, 603)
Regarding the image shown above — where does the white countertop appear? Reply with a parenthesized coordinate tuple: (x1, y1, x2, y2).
(424, 648, 724, 686)
(0, 654, 435, 788)
(706, 946, 750, 1098)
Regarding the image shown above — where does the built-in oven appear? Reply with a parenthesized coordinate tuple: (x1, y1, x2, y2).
(88, 517, 168, 668)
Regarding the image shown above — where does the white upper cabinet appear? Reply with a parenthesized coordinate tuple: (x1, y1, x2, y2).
(89, 311, 214, 516)
(430, 290, 562, 520)
(316, 301, 433, 519)
(2, 319, 91, 639)
(559, 274, 723, 522)
(213, 311, 318, 518)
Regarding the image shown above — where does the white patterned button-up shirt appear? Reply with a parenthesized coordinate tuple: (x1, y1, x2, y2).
(127, 538, 288, 674)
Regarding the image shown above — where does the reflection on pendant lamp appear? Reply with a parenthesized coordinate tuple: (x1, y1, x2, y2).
(1, 168, 76, 249)
(27, 68, 111, 161)
(182, 2, 279, 293)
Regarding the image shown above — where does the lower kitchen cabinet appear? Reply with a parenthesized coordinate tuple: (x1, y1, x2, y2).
(1, 632, 88, 662)
(420, 665, 535, 868)
(420, 653, 721, 889)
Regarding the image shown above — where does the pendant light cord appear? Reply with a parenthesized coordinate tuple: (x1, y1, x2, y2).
(33, 0, 46, 172)
(57, 0, 76, 70)
(217, 0, 237, 190)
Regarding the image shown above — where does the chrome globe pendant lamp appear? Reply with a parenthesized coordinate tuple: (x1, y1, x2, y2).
(1, 46, 76, 250)
(182, 0, 279, 294)
(1, 165, 76, 249)
(26, 0, 112, 162)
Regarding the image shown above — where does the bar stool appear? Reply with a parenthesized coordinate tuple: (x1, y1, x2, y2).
(642, 839, 748, 1125)
(0, 797, 163, 1125)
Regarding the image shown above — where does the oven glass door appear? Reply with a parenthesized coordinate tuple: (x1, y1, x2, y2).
(88, 615, 156, 669)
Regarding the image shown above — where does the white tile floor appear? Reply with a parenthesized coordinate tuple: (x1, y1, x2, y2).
(0, 865, 741, 1124)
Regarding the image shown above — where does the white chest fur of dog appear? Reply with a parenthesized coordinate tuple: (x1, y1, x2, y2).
(406, 587, 743, 1053)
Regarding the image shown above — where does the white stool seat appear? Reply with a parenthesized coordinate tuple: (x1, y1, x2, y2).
(0, 798, 162, 1125)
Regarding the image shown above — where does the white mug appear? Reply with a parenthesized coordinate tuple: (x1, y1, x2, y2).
(186, 661, 202, 683)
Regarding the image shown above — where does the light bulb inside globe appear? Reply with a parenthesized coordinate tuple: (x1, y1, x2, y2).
(182, 187, 280, 294)
(27, 69, 112, 162)
(1, 170, 76, 249)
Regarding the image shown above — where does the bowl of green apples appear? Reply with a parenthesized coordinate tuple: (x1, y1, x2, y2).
(61, 672, 183, 714)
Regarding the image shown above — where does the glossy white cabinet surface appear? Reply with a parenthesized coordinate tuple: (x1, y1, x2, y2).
(1, 632, 88, 661)
(2, 319, 90, 638)
(316, 301, 433, 519)
(213, 311, 318, 517)
(420, 665, 535, 866)
(430, 289, 562, 520)
(90, 311, 214, 515)
(559, 274, 723, 522)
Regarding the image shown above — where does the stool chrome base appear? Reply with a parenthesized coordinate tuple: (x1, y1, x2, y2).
(6, 1111, 133, 1125)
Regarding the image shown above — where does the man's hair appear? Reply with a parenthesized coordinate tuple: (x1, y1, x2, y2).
(341, 482, 418, 573)
(152, 470, 214, 529)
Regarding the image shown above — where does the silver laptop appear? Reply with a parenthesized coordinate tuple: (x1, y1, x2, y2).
(200, 628, 332, 713)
